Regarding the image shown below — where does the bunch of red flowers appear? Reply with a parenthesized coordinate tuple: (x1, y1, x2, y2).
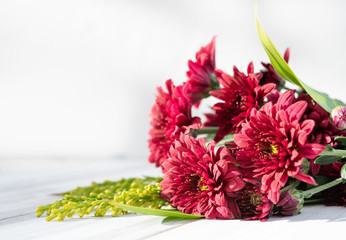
(148, 38, 346, 221)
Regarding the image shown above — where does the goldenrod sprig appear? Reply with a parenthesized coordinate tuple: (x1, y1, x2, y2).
(36, 177, 168, 221)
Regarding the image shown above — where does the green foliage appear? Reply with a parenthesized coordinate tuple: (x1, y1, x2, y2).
(255, 12, 345, 113)
(335, 137, 346, 144)
(255, 13, 300, 87)
(319, 149, 346, 157)
(36, 177, 168, 221)
(204, 133, 216, 143)
(314, 148, 346, 165)
(202, 73, 220, 98)
(314, 155, 343, 165)
(216, 134, 234, 146)
(108, 202, 204, 219)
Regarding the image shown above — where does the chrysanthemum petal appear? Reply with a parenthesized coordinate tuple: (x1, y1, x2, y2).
(294, 171, 317, 185)
(299, 143, 325, 159)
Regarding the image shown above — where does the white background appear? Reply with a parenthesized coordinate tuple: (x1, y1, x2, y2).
(0, 0, 345, 160)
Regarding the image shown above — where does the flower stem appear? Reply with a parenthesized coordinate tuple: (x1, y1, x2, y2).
(302, 177, 343, 199)
(196, 127, 219, 135)
(280, 181, 300, 193)
(304, 198, 324, 204)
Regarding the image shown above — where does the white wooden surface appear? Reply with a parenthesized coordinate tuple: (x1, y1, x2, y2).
(1, 158, 345, 240)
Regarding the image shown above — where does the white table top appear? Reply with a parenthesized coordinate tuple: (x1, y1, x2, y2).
(1, 157, 345, 240)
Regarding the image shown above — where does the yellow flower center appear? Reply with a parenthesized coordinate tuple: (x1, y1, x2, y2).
(271, 145, 279, 154)
(199, 177, 209, 191)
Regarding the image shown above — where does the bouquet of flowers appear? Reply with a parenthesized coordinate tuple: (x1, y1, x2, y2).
(36, 14, 346, 222)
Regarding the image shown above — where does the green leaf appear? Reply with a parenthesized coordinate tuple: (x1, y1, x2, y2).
(255, 11, 346, 113)
(319, 149, 346, 157)
(314, 155, 343, 165)
(341, 164, 346, 181)
(299, 82, 345, 113)
(205, 133, 216, 143)
(255, 13, 300, 87)
(315, 149, 346, 165)
(313, 175, 330, 186)
(108, 201, 204, 219)
(216, 134, 234, 146)
(335, 137, 346, 144)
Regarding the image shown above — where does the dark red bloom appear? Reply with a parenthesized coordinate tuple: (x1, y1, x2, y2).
(148, 80, 201, 168)
(322, 183, 346, 207)
(321, 182, 346, 207)
(234, 182, 272, 221)
(234, 90, 325, 204)
(186, 37, 217, 107)
(266, 89, 281, 104)
(259, 48, 290, 89)
(205, 62, 275, 142)
(160, 134, 244, 219)
(318, 161, 344, 178)
(297, 93, 343, 175)
(298, 93, 341, 146)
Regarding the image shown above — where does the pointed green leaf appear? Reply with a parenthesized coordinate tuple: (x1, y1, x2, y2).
(319, 149, 346, 157)
(314, 155, 343, 165)
(255, 13, 301, 87)
(315, 148, 346, 165)
(255, 12, 346, 113)
(299, 82, 345, 113)
(108, 201, 204, 219)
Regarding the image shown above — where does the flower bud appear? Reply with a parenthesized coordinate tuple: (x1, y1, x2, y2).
(67, 210, 76, 218)
(35, 206, 45, 217)
(331, 106, 346, 129)
(86, 206, 94, 214)
(276, 189, 304, 216)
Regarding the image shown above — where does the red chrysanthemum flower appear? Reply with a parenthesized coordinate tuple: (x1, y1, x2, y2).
(205, 62, 275, 142)
(186, 37, 217, 107)
(160, 134, 244, 219)
(298, 93, 341, 146)
(259, 48, 290, 89)
(234, 182, 272, 221)
(297, 93, 344, 175)
(234, 90, 325, 204)
(148, 80, 201, 168)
